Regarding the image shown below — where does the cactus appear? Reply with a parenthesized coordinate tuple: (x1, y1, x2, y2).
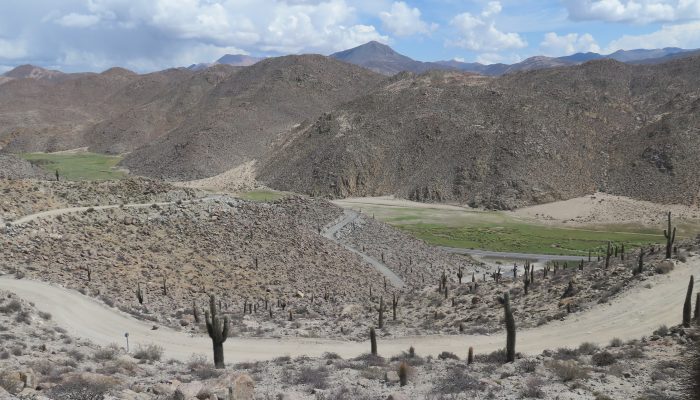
(635, 249, 645, 275)
(398, 361, 409, 386)
(193, 299, 200, 323)
(605, 242, 612, 269)
(288, 310, 293, 321)
(83, 266, 91, 282)
(468, 346, 474, 365)
(136, 282, 144, 304)
(162, 277, 167, 295)
(684, 276, 694, 328)
(378, 296, 385, 329)
(499, 293, 516, 363)
(370, 327, 377, 355)
(588, 250, 591, 262)
(457, 266, 464, 284)
(392, 293, 399, 321)
(204, 294, 229, 369)
(621, 243, 625, 260)
(665, 211, 676, 259)
(695, 293, 700, 321)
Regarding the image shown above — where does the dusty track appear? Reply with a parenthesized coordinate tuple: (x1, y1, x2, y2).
(1, 257, 696, 363)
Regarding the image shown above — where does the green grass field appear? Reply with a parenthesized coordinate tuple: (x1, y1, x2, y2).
(399, 222, 663, 256)
(20, 152, 125, 181)
(237, 189, 290, 202)
(335, 199, 673, 256)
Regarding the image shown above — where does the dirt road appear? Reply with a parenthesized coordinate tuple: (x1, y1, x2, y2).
(2, 257, 696, 363)
(322, 210, 405, 288)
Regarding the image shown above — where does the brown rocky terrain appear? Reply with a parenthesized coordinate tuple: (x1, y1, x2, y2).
(0, 284, 696, 400)
(0, 154, 50, 180)
(259, 55, 700, 209)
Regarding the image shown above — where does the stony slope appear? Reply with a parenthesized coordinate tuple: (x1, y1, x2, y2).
(260, 56, 700, 209)
(120, 55, 384, 180)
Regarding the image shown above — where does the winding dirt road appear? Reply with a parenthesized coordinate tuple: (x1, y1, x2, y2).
(1, 257, 696, 363)
(322, 210, 405, 288)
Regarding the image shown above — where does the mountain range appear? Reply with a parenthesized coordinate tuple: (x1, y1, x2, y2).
(184, 41, 699, 76)
(2, 43, 700, 209)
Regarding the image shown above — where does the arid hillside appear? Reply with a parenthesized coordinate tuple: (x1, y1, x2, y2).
(259, 56, 700, 209)
(120, 55, 385, 180)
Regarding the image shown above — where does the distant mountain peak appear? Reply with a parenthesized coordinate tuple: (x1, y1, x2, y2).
(3, 64, 65, 81)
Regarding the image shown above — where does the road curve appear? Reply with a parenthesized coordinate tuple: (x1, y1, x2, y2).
(9, 196, 227, 226)
(322, 210, 405, 288)
(1, 257, 697, 363)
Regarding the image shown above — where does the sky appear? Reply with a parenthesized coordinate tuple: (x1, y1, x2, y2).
(1, 0, 700, 73)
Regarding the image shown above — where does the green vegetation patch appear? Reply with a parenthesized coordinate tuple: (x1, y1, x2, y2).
(398, 222, 664, 256)
(237, 189, 289, 202)
(20, 152, 125, 181)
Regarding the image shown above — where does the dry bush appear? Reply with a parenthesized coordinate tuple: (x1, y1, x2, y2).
(432, 365, 485, 394)
(520, 377, 545, 398)
(592, 351, 617, 367)
(47, 375, 115, 400)
(518, 359, 538, 373)
(655, 262, 674, 274)
(437, 351, 459, 361)
(133, 344, 163, 362)
(546, 360, 589, 382)
(93, 343, 120, 361)
(578, 342, 599, 355)
(284, 366, 330, 389)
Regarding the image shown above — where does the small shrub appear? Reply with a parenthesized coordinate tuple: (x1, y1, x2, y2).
(67, 349, 85, 362)
(14, 310, 31, 324)
(518, 359, 538, 373)
(655, 262, 674, 274)
(520, 377, 544, 398)
(592, 351, 616, 367)
(323, 352, 342, 360)
(93, 344, 120, 361)
(38, 311, 52, 320)
(547, 360, 589, 382)
(653, 325, 669, 336)
(432, 365, 485, 394)
(609, 338, 623, 348)
(287, 366, 329, 389)
(133, 344, 163, 362)
(47, 376, 114, 399)
(353, 353, 386, 367)
(578, 342, 599, 355)
(554, 347, 579, 360)
(475, 348, 508, 364)
(0, 300, 21, 314)
(438, 351, 459, 361)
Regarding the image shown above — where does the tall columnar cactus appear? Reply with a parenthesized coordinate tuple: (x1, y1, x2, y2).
(467, 346, 474, 365)
(695, 292, 700, 321)
(665, 211, 676, 259)
(605, 242, 612, 269)
(378, 296, 385, 329)
(499, 293, 516, 363)
(136, 282, 144, 304)
(193, 299, 200, 323)
(370, 327, 377, 356)
(621, 243, 625, 260)
(205, 294, 229, 369)
(392, 293, 399, 321)
(635, 249, 645, 275)
(398, 361, 409, 387)
(457, 266, 464, 284)
(683, 276, 694, 328)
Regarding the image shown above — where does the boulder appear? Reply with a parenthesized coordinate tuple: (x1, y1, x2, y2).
(387, 394, 408, 400)
(385, 371, 400, 384)
(232, 374, 255, 400)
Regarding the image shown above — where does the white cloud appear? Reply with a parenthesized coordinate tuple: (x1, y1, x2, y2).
(482, 1, 503, 18)
(379, 1, 437, 37)
(0, 38, 26, 59)
(540, 32, 601, 56)
(448, 2, 527, 52)
(606, 20, 700, 50)
(55, 13, 101, 28)
(566, 0, 700, 23)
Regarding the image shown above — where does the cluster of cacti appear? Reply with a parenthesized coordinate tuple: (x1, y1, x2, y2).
(684, 276, 694, 328)
(205, 294, 229, 368)
(665, 211, 676, 259)
(492, 266, 502, 283)
(499, 292, 516, 363)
